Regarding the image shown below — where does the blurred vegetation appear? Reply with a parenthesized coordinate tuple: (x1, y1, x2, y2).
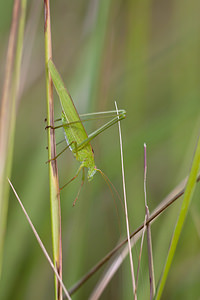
(0, 0, 200, 299)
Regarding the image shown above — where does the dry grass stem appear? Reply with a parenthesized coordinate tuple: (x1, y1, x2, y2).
(143, 144, 155, 299)
(115, 101, 137, 299)
(8, 179, 71, 300)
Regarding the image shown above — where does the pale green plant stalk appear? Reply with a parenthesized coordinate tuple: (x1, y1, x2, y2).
(143, 144, 155, 299)
(155, 136, 200, 299)
(44, 1, 63, 299)
(0, 0, 27, 275)
(136, 143, 155, 298)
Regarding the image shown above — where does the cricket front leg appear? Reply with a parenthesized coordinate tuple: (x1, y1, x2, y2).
(73, 168, 85, 206)
(60, 163, 84, 191)
(46, 140, 78, 163)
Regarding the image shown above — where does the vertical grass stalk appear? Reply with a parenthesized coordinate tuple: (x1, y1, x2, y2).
(44, 1, 63, 299)
(0, 0, 27, 275)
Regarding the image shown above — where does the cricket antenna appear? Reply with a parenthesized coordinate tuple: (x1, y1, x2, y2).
(59, 167, 85, 206)
(95, 168, 125, 234)
(96, 168, 124, 208)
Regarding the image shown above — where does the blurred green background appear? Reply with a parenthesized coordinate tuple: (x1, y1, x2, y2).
(0, 0, 200, 299)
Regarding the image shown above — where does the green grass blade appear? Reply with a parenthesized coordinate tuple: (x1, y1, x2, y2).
(155, 136, 200, 299)
(0, 0, 27, 275)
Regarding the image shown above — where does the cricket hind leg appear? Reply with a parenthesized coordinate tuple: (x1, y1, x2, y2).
(59, 165, 85, 206)
(60, 164, 83, 191)
(73, 168, 85, 206)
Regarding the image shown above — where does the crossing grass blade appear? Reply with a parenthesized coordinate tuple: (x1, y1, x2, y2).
(155, 136, 200, 299)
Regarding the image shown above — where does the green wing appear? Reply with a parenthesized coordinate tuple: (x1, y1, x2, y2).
(48, 59, 88, 147)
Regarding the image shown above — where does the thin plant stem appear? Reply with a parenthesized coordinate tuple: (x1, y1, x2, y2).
(115, 102, 137, 299)
(135, 144, 148, 289)
(44, 1, 62, 299)
(8, 179, 71, 300)
(143, 143, 155, 299)
(135, 213, 147, 289)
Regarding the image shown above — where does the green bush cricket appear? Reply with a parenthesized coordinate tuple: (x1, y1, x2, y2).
(47, 59, 126, 204)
